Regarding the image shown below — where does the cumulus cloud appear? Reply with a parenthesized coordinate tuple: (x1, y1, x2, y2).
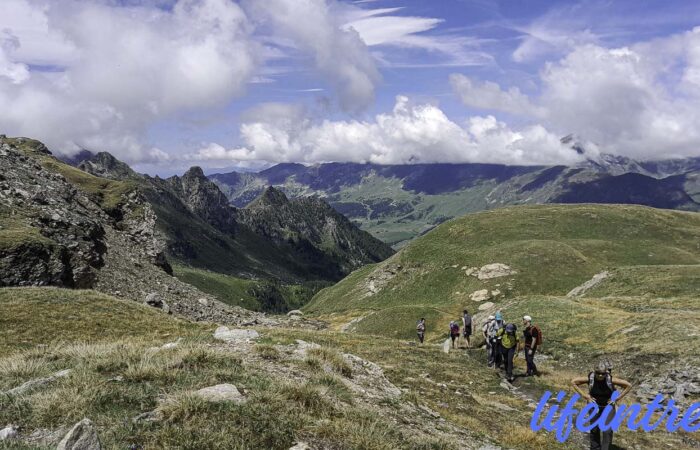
(244, 0, 380, 113)
(453, 28, 700, 160)
(449, 74, 545, 117)
(190, 96, 580, 166)
(0, 0, 257, 162)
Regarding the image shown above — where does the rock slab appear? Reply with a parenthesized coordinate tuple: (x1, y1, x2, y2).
(193, 384, 246, 404)
(213, 326, 260, 343)
(57, 418, 101, 450)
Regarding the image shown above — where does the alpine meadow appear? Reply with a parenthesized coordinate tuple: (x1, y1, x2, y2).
(1, 1, 700, 450)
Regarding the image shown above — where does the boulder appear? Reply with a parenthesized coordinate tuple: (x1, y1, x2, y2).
(476, 263, 516, 280)
(57, 418, 101, 450)
(0, 425, 18, 441)
(197, 298, 210, 307)
(289, 443, 311, 450)
(470, 289, 490, 302)
(193, 384, 246, 404)
(287, 310, 303, 317)
(213, 326, 259, 343)
(144, 293, 170, 313)
(478, 301, 494, 311)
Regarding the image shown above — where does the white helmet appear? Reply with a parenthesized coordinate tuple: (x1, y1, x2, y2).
(523, 315, 532, 322)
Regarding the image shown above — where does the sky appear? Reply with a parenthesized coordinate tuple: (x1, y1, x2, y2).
(2, 0, 700, 175)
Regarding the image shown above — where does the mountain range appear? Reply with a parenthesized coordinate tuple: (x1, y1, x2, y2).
(211, 147, 700, 247)
(0, 135, 393, 313)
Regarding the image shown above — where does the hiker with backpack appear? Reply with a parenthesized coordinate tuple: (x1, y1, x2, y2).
(571, 361, 633, 450)
(497, 322, 520, 382)
(462, 309, 472, 349)
(522, 315, 542, 376)
(449, 321, 460, 348)
(492, 311, 505, 369)
(416, 318, 426, 344)
(483, 315, 496, 367)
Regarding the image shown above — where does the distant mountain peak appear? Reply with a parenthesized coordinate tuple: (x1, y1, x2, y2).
(77, 151, 139, 180)
(247, 186, 289, 208)
(183, 166, 206, 179)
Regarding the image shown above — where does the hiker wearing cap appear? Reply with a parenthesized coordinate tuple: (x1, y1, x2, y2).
(497, 322, 520, 382)
(462, 309, 472, 349)
(572, 361, 633, 450)
(483, 315, 496, 367)
(522, 315, 542, 376)
(416, 318, 426, 344)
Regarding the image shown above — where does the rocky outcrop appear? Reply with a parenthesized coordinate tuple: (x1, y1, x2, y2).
(0, 136, 270, 326)
(567, 271, 610, 297)
(57, 419, 101, 450)
(4, 369, 71, 397)
(77, 152, 139, 181)
(213, 326, 260, 343)
(241, 187, 394, 279)
(475, 263, 517, 280)
(165, 166, 238, 234)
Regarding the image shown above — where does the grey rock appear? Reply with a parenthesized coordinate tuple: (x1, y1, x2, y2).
(0, 425, 19, 441)
(476, 263, 517, 280)
(193, 384, 246, 404)
(5, 369, 71, 396)
(287, 309, 303, 316)
(567, 271, 610, 297)
(288, 443, 311, 450)
(470, 289, 490, 302)
(57, 418, 101, 450)
(213, 326, 259, 343)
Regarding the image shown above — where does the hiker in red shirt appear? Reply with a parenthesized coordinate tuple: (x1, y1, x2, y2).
(522, 315, 542, 376)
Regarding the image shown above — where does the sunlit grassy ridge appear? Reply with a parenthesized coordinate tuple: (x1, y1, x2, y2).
(0, 288, 198, 354)
(306, 204, 700, 318)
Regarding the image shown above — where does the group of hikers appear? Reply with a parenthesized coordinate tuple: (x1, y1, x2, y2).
(417, 309, 541, 382)
(416, 312, 634, 450)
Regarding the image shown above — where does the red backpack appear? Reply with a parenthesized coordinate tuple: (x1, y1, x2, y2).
(532, 325, 543, 346)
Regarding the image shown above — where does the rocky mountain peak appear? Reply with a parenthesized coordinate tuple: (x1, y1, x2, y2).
(247, 186, 289, 208)
(168, 166, 238, 233)
(78, 152, 139, 181)
(183, 166, 206, 180)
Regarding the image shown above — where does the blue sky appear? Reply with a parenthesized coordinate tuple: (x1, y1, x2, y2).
(2, 0, 700, 175)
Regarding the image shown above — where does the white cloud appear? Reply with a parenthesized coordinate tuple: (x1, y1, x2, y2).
(0, 0, 258, 163)
(341, 6, 492, 67)
(539, 34, 700, 159)
(452, 28, 700, 160)
(244, 0, 380, 113)
(191, 96, 579, 166)
(450, 74, 545, 117)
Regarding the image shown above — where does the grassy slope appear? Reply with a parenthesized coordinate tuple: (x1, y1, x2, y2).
(0, 288, 474, 450)
(300, 204, 700, 449)
(306, 204, 700, 317)
(0, 288, 198, 354)
(172, 265, 259, 310)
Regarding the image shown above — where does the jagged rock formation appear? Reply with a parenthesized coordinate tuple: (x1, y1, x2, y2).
(0, 136, 277, 325)
(78, 151, 139, 181)
(163, 166, 238, 234)
(71, 151, 394, 282)
(241, 187, 395, 279)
